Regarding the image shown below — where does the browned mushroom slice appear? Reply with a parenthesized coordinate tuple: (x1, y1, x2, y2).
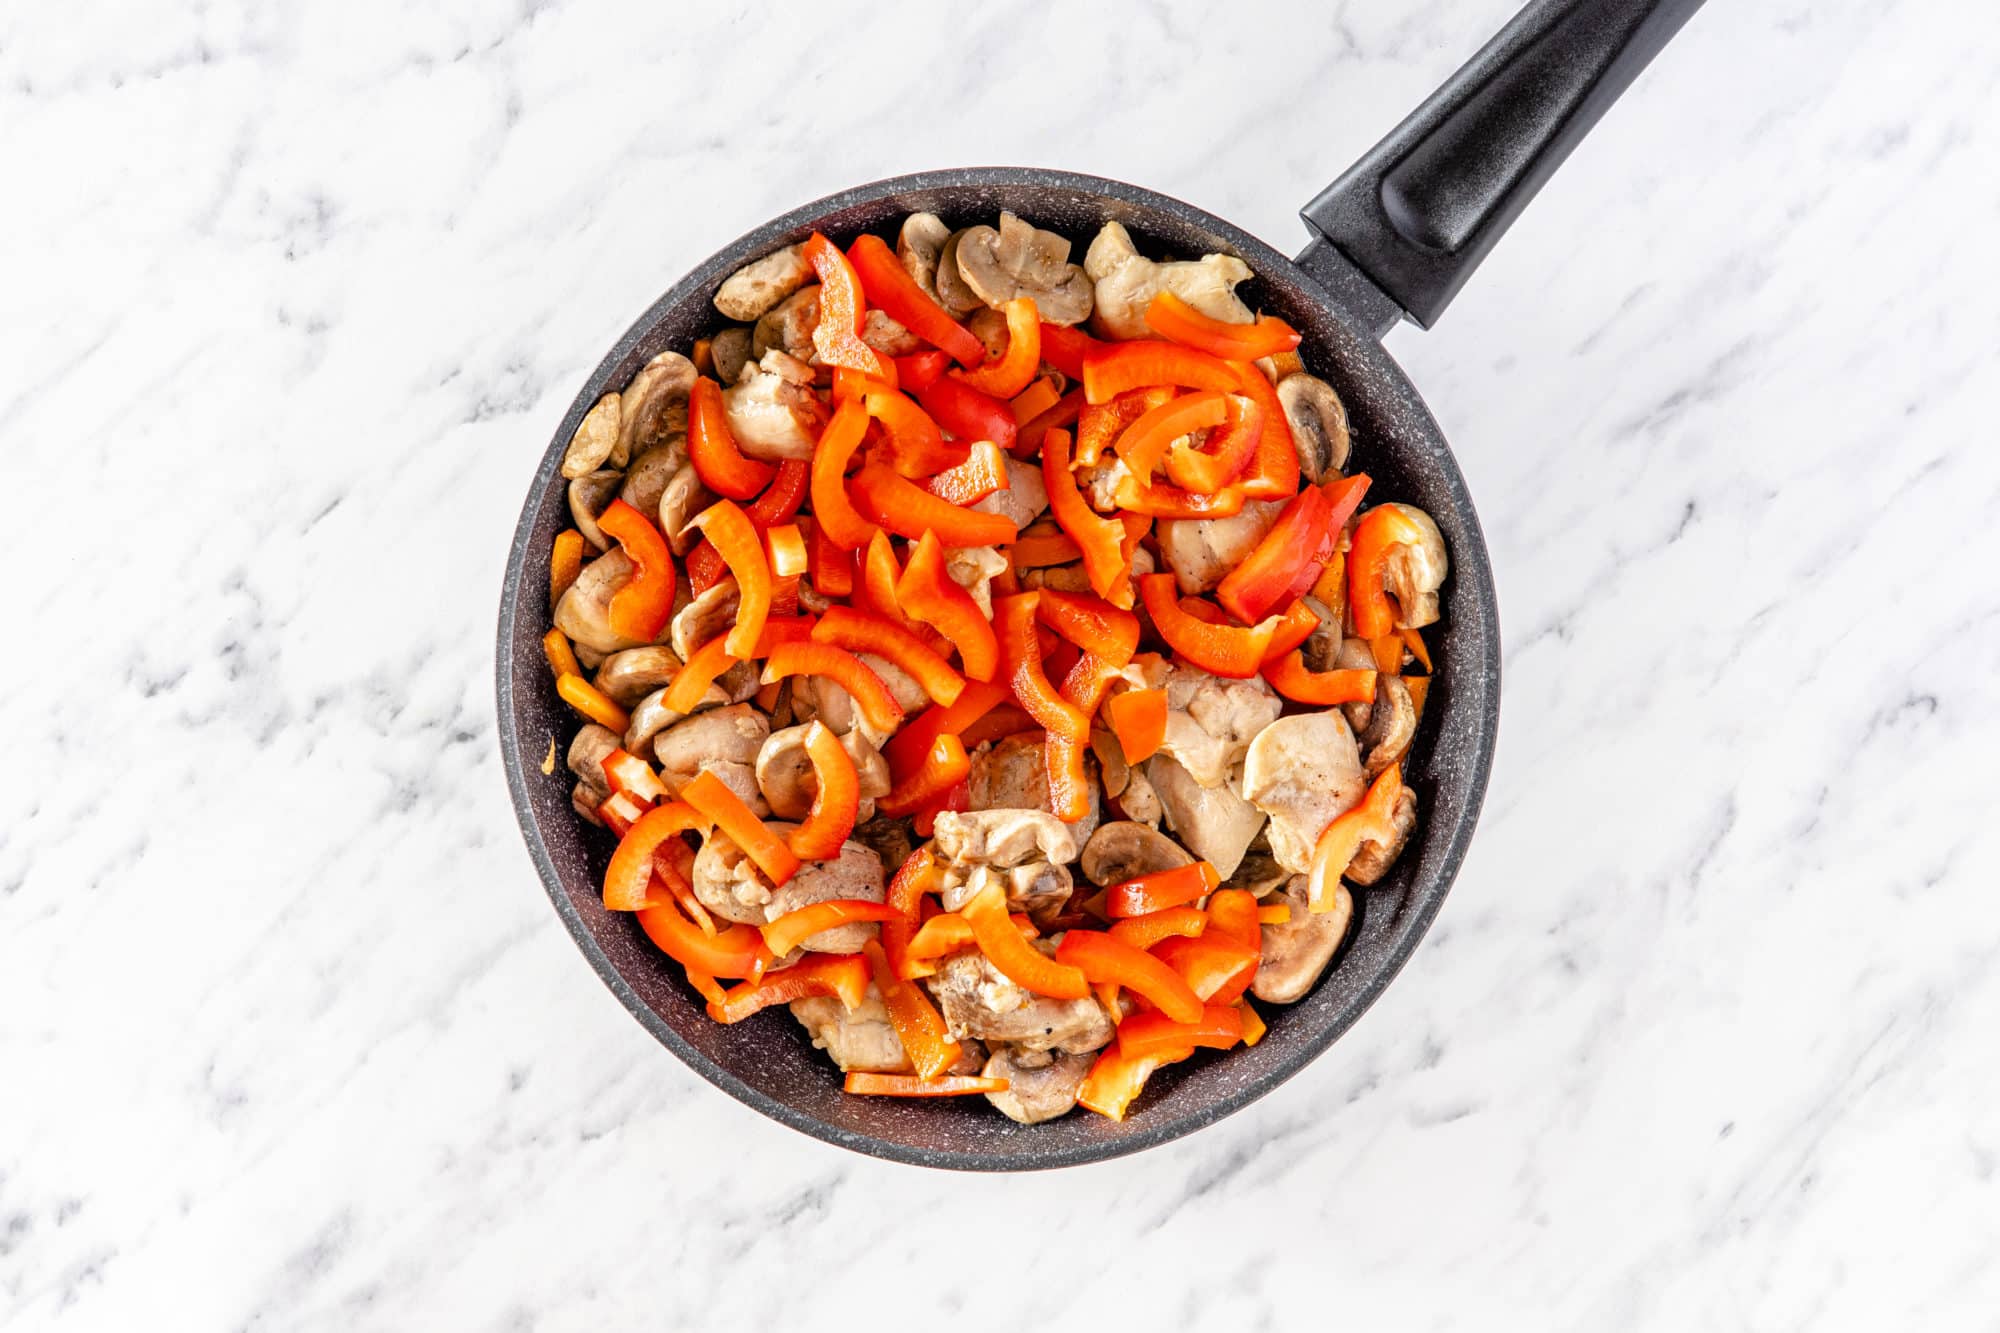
(790, 653, 924, 748)
(954, 213, 1094, 325)
(618, 446, 682, 532)
(755, 723, 892, 822)
(649, 704, 770, 813)
(721, 351, 827, 461)
(1083, 220, 1253, 340)
(983, 1046, 1093, 1124)
(1156, 500, 1286, 595)
(710, 326, 753, 385)
(897, 212, 952, 302)
(617, 350, 695, 466)
(623, 683, 726, 767)
(1241, 711, 1369, 873)
(1356, 673, 1417, 777)
(1222, 850, 1291, 899)
(751, 285, 820, 361)
(1346, 784, 1418, 886)
(568, 469, 623, 552)
(566, 723, 622, 806)
(714, 242, 814, 322)
(927, 949, 1113, 1053)
(1276, 372, 1351, 483)
(1252, 874, 1352, 1004)
(670, 579, 740, 661)
(1334, 636, 1382, 732)
(1376, 503, 1449, 630)
(1079, 820, 1195, 887)
(791, 987, 910, 1073)
(932, 229, 985, 315)
(554, 548, 648, 654)
(654, 463, 714, 557)
(560, 393, 622, 479)
(594, 645, 684, 708)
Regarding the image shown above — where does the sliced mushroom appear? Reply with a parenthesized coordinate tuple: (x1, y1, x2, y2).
(568, 469, 623, 552)
(791, 988, 909, 1073)
(1144, 754, 1265, 879)
(1080, 821, 1195, 886)
(945, 543, 1011, 618)
(670, 578, 739, 661)
(928, 949, 1113, 1053)
(595, 645, 684, 708)
(1300, 594, 1345, 673)
(1356, 673, 1417, 777)
(618, 446, 683, 532)
(933, 229, 985, 315)
(1347, 784, 1418, 886)
(618, 351, 696, 466)
(710, 326, 753, 384)
(968, 734, 1100, 844)
(1224, 850, 1291, 899)
(1083, 220, 1253, 340)
(849, 815, 915, 875)
(566, 723, 622, 803)
(655, 463, 714, 556)
(721, 352, 828, 461)
(623, 682, 727, 766)
(1156, 664, 1282, 789)
(650, 704, 770, 812)
(1241, 711, 1368, 873)
(970, 456, 1048, 536)
(1156, 500, 1286, 594)
(554, 548, 647, 654)
(954, 213, 1094, 325)
(760, 839, 886, 954)
(751, 285, 820, 361)
(714, 242, 814, 322)
(1377, 503, 1448, 630)
(1276, 372, 1351, 483)
(755, 722, 892, 822)
(983, 1046, 1093, 1125)
(560, 393, 622, 479)
(1334, 636, 1381, 732)
(897, 212, 952, 302)
(1252, 874, 1352, 1005)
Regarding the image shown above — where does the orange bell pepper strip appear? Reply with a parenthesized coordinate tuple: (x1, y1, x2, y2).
(1008, 528, 1082, 569)
(1041, 427, 1133, 609)
(603, 800, 712, 911)
(595, 499, 677, 643)
(1164, 394, 1264, 495)
(962, 881, 1089, 999)
(994, 592, 1089, 743)
(845, 233, 986, 367)
(660, 635, 736, 714)
(760, 640, 906, 736)
(596, 789, 645, 837)
(1113, 390, 1228, 480)
(1104, 686, 1168, 763)
(876, 734, 971, 817)
(760, 897, 901, 958)
(784, 720, 862, 861)
(600, 747, 670, 805)
(689, 500, 770, 660)
(682, 769, 801, 888)
(803, 517, 856, 597)
(1204, 888, 1263, 952)
(1044, 652, 1120, 824)
(1348, 503, 1433, 639)
(1009, 377, 1061, 426)
(1108, 905, 1207, 952)
(1082, 338, 1239, 404)
(863, 941, 963, 1079)
(683, 966, 727, 1004)
(862, 387, 966, 478)
(850, 528, 915, 629)
(1140, 575, 1283, 678)
(1309, 763, 1405, 912)
(844, 1072, 1009, 1096)
(1013, 385, 1084, 460)
(1145, 289, 1302, 361)
(1224, 359, 1301, 501)
(885, 678, 1007, 783)
(809, 398, 877, 550)
(1077, 386, 1174, 467)
(745, 458, 810, 528)
(1152, 934, 1260, 1003)
(550, 529, 585, 610)
(1214, 486, 1338, 625)
(803, 231, 889, 377)
(1117, 1002, 1245, 1060)
(922, 439, 1011, 507)
(897, 530, 999, 683)
(953, 297, 1041, 398)
(813, 605, 964, 707)
(1264, 651, 1377, 705)
(766, 523, 809, 578)
(1406, 675, 1431, 723)
(1238, 998, 1268, 1046)
(688, 377, 776, 499)
(1112, 471, 1249, 520)
(831, 364, 896, 403)
(1034, 587, 1140, 665)
(1077, 1042, 1190, 1121)
(557, 672, 630, 733)
(849, 463, 1018, 548)
(543, 627, 583, 681)
(1402, 626, 1432, 673)
(893, 350, 951, 391)
(1037, 322, 1105, 380)
(916, 375, 1018, 454)
(879, 845, 938, 977)
(902, 911, 977, 965)
(1105, 860, 1221, 918)
(706, 953, 870, 1023)
(636, 901, 770, 979)
(1056, 930, 1204, 1024)
(1260, 601, 1322, 665)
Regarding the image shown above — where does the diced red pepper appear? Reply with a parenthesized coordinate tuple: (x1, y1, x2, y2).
(849, 463, 1018, 547)
(876, 733, 972, 817)
(1037, 322, 1105, 380)
(688, 377, 776, 500)
(1008, 377, 1061, 426)
(1077, 386, 1175, 467)
(1151, 934, 1260, 1003)
(1308, 763, 1405, 912)
(686, 538, 727, 595)
(766, 523, 809, 578)
(953, 297, 1041, 399)
(595, 499, 676, 643)
(600, 747, 670, 806)
(786, 720, 863, 861)
(804, 517, 856, 597)
(846, 233, 987, 367)
(1145, 290, 1301, 361)
(915, 375, 1018, 454)
(760, 641, 906, 736)
(809, 398, 877, 550)
(760, 896, 900, 958)
(804, 232, 890, 377)
(895, 530, 999, 683)
(689, 499, 771, 660)
(1104, 687, 1168, 763)
(1140, 575, 1282, 678)
(962, 881, 1089, 999)
(706, 953, 870, 1023)
(1117, 1002, 1245, 1060)
(1034, 587, 1140, 665)
(602, 800, 711, 911)
(1106, 861, 1221, 917)
(863, 387, 966, 478)
(636, 902, 770, 979)
(1082, 339, 1239, 404)
(596, 789, 645, 838)
(682, 768, 800, 888)
(1056, 930, 1204, 1024)
(922, 439, 1011, 507)
(1204, 888, 1263, 953)
(1214, 485, 1337, 625)
(993, 592, 1089, 742)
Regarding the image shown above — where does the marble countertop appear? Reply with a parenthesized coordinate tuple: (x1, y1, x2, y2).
(6, 0, 1998, 1327)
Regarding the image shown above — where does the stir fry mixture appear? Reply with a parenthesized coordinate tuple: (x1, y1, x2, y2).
(542, 210, 1448, 1122)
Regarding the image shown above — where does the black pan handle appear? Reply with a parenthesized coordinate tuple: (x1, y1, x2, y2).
(1296, 0, 1706, 335)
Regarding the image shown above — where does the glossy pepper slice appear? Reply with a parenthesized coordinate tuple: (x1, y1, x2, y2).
(994, 592, 1090, 743)
(707, 954, 870, 1023)
(1041, 427, 1133, 609)
(893, 349, 952, 391)
(922, 440, 1011, 507)
(1164, 393, 1264, 495)
(877, 734, 972, 818)
(687, 377, 776, 500)
(543, 627, 583, 681)
(1117, 1002, 1245, 1060)
(1037, 322, 1105, 380)
(851, 529, 917, 631)
(660, 635, 736, 714)
(897, 530, 999, 682)
(786, 720, 862, 861)
(550, 529, 585, 610)
(844, 1072, 1009, 1097)
(803, 231, 889, 377)
(1056, 930, 1204, 1024)
(915, 375, 1017, 454)
(1008, 377, 1061, 426)
(813, 606, 964, 707)
(1145, 289, 1301, 361)
(809, 398, 877, 550)
(744, 458, 810, 528)
(846, 233, 987, 367)
(1309, 763, 1405, 912)
(1214, 487, 1336, 625)
(637, 903, 771, 979)
(1035, 587, 1140, 665)
(953, 297, 1042, 398)
(689, 500, 770, 660)
(863, 941, 962, 1079)
(1112, 471, 1249, 520)
(1077, 386, 1175, 468)
(863, 387, 966, 478)
(1260, 601, 1323, 665)
(557, 672, 631, 733)
(1105, 860, 1221, 917)
(761, 641, 906, 736)
(766, 523, 809, 578)
(1104, 686, 1168, 763)
(879, 845, 938, 978)
(596, 499, 677, 643)
(849, 463, 1018, 548)
(1008, 528, 1082, 569)
(760, 897, 902, 959)
(1113, 390, 1228, 480)
(1152, 934, 1260, 1003)
(603, 801, 711, 911)
(885, 679, 1008, 783)
(1077, 1043, 1191, 1121)
(1204, 888, 1263, 952)
(1347, 503, 1434, 639)
(962, 881, 1089, 999)
(682, 769, 801, 888)
(1140, 575, 1282, 678)
(1013, 385, 1084, 461)
(1082, 338, 1239, 404)
(1264, 652, 1377, 706)
(1044, 652, 1120, 824)
(1108, 905, 1207, 952)
(1225, 359, 1302, 501)
(804, 518, 856, 597)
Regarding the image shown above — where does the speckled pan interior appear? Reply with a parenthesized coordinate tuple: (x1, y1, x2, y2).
(496, 168, 1500, 1171)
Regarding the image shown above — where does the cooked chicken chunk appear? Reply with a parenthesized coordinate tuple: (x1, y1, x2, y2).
(932, 807, 1078, 924)
(1241, 710, 1368, 873)
(927, 949, 1113, 1053)
(1156, 665, 1282, 789)
(1156, 500, 1285, 595)
(692, 826, 883, 943)
(971, 456, 1049, 534)
(650, 704, 772, 816)
(790, 987, 909, 1073)
(968, 733, 1101, 842)
(1145, 754, 1266, 878)
(721, 351, 827, 460)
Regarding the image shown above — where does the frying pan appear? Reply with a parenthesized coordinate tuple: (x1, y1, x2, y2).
(497, 0, 1704, 1170)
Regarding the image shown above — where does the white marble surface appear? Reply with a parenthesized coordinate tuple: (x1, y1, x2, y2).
(5, 0, 1998, 1327)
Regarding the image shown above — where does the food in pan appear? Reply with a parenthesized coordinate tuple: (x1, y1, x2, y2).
(541, 210, 1447, 1122)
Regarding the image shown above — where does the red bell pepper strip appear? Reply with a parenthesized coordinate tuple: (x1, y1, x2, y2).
(1008, 528, 1082, 569)
(849, 463, 1018, 547)
(1113, 389, 1229, 480)
(1106, 860, 1221, 918)
(1077, 1042, 1190, 1121)
(1140, 575, 1283, 678)
(1008, 378, 1061, 426)
(1035, 587, 1140, 665)
(1309, 762, 1405, 911)
(706, 953, 870, 1023)
(685, 538, 727, 595)
(809, 398, 877, 550)
(603, 800, 711, 911)
(600, 747, 670, 806)
(885, 679, 1008, 783)
(1044, 652, 1120, 824)
(595, 499, 677, 643)
(760, 641, 906, 736)
(1112, 471, 1249, 519)
(1056, 930, 1204, 1024)
(1264, 652, 1377, 706)
(1260, 601, 1322, 664)
(922, 439, 1011, 507)
(1225, 359, 1302, 501)
(895, 530, 999, 683)
(766, 523, 809, 578)
(876, 734, 971, 817)
(1117, 1002, 1245, 1060)
(879, 845, 938, 978)
(1164, 393, 1264, 495)
(953, 297, 1042, 399)
(803, 517, 856, 597)
(1214, 487, 1335, 625)
(683, 967, 727, 1005)
(843, 1072, 1009, 1096)
(636, 901, 770, 979)
(682, 768, 801, 888)
(813, 605, 964, 707)
(1013, 386, 1084, 460)
(1082, 338, 1239, 404)
(804, 231, 889, 377)
(687, 377, 776, 500)
(1037, 322, 1104, 381)
(831, 363, 897, 404)
(953, 704, 1036, 750)
(1104, 687, 1168, 763)
(760, 897, 901, 959)
(1145, 289, 1301, 361)
(1077, 386, 1174, 467)
(786, 720, 862, 862)
(1040, 427, 1134, 609)
(863, 387, 966, 478)
(689, 499, 771, 660)
(962, 881, 1089, 999)
(1151, 934, 1260, 1003)
(916, 375, 1017, 454)
(893, 349, 952, 391)
(994, 592, 1089, 742)
(744, 458, 810, 528)
(1347, 503, 1433, 639)
(1108, 905, 1207, 952)
(863, 941, 963, 1079)
(596, 788, 645, 838)
(845, 233, 987, 367)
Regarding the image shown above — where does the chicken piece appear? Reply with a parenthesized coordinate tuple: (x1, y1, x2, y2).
(926, 949, 1113, 1053)
(1144, 754, 1265, 879)
(721, 351, 828, 461)
(1240, 710, 1368, 873)
(968, 733, 1101, 844)
(1346, 784, 1418, 887)
(970, 456, 1049, 535)
(761, 839, 887, 955)
(946, 544, 1011, 619)
(931, 807, 1079, 925)
(1253, 874, 1352, 1005)
(1156, 665, 1282, 789)
(790, 652, 925, 747)
(1083, 220, 1254, 340)
(1156, 500, 1286, 595)
(566, 723, 622, 806)
(790, 987, 909, 1073)
(983, 1046, 1093, 1124)
(649, 704, 772, 816)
